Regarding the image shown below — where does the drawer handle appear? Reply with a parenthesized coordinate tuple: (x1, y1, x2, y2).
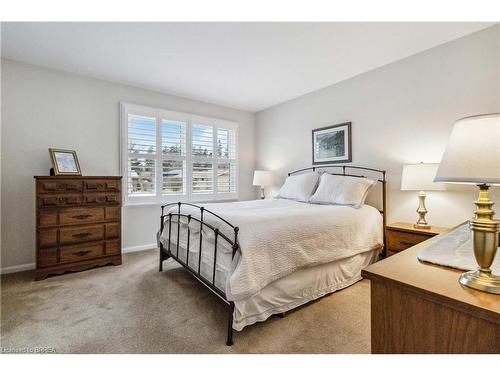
(72, 250, 92, 257)
(73, 214, 92, 220)
(72, 232, 92, 238)
(399, 240, 415, 247)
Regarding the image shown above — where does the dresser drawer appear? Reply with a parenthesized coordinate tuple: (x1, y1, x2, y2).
(105, 223, 120, 239)
(37, 180, 83, 193)
(59, 207, 105, 225)
(60, 224, 104, 245)
(38, 228, 58, 248)
(105, 239, 121, 255)
(105, 206, 121, 221)
(84, 179, 120, 192)
(38, 248, 58, 267)
(39, 194, 83, 208)
(84, 192, 120, 205)
(38, 210, 58, 227)
(60, 242, 105, 264)
(387, 230, 430, 252)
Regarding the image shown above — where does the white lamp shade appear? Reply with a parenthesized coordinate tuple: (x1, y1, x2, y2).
(253, 170, 272, 186)
(401, 163, 445, 191)
(435, 114, 500, 184)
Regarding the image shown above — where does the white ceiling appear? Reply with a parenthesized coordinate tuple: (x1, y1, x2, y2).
(1, 22, 495, 112)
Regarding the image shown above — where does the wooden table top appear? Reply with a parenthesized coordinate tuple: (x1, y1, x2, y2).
(386, 222, 449, 235)
(362, 231, 500, 324)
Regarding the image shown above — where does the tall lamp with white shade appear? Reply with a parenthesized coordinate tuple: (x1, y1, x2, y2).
(435, 113, 500, 294)
(253, 170, 272, 199)
(401, 163, 445, 229)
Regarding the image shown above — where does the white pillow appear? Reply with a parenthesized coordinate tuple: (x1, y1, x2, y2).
(277, 172, 320, 202)
(309, 173, 376, 208)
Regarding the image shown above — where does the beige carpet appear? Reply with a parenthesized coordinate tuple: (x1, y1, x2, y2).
(1, 250, 371, 354)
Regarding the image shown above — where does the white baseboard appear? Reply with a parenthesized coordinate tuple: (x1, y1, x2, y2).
(122, 243, 158, 253)
(1, 243, 158, 274)
(1, 262, 36, 274)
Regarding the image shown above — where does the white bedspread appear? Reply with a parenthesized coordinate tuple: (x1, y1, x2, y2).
(163, 199, 383, 301)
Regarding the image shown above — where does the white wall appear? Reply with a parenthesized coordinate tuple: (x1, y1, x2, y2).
(2, 25, 499, 272)
(256, 25, 500, 228)
(1, 59, 256, 271)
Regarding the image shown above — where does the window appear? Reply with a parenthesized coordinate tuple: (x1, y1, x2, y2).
(121, 103, 238, 204)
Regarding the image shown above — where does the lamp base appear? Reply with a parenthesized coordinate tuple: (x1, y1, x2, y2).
(459, 269, 500, 294)
(414, 223, 430, 229)
(463, 184, 500, 295)
(414, 191, 430, 229)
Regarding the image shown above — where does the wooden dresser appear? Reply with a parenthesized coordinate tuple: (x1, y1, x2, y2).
(362, 233, 500, 354)
(34, 176, 122, 280)
(386, 222, 449, 257)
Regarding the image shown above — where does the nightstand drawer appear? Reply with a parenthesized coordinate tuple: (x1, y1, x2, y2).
(387, 230, 430, 252)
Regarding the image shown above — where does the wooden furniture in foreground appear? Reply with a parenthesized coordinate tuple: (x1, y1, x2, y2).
(362, 233, 500, 354)
(385, 222, 449, 257)
(34, 176, 122, 280)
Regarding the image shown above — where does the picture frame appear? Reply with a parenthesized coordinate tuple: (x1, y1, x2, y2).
(48, 148, 82, 175)
(312, 122, 352, 165)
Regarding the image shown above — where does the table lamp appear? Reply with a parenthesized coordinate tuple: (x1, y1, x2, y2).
(401, 163, 445, 229)
(435, 113, 500, 294)
(253, 170, 272, 199)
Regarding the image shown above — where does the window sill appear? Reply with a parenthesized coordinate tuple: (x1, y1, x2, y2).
(124, 198, 239, 208)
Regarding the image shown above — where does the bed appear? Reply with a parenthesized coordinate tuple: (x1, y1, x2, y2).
(158, 165, 387, 345)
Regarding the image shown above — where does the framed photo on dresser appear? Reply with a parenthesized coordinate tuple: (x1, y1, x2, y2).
(48, 148, 82, 175)
(312, 122, 352, 164)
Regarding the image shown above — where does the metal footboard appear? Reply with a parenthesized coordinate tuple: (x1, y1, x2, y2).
(159, 202, 240, 346)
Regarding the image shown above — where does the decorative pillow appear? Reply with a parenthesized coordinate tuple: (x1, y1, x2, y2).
(276, 172, 320, 202)
(309, 173, 376, 208)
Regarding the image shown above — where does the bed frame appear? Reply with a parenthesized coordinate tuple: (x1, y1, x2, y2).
(159, 164, 387, 346)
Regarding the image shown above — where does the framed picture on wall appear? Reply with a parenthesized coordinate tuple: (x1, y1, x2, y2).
(312, 122, 352, 164)
(48, 148, 82, 175)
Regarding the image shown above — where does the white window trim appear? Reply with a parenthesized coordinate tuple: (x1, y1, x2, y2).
(120, 102, 239, 206)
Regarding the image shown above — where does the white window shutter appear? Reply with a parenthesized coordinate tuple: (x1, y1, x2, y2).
(121, 103, 238, 204)
(127, 114, 156, 197)
(161, 119, 187, 195)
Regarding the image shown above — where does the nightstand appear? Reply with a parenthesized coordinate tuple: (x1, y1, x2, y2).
(385, 222, 449, 257)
